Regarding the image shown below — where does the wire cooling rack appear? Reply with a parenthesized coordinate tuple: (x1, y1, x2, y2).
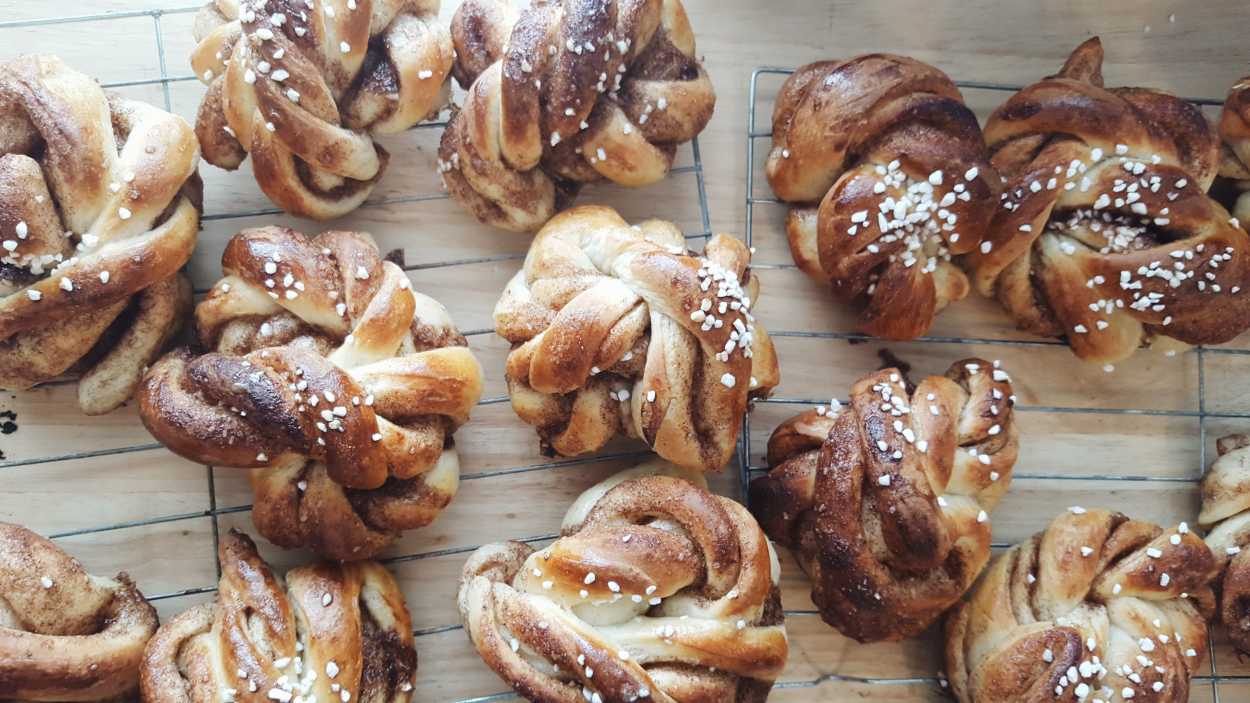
(3, 2, 1249, 699)
(743, 66, 1250, 701)
(0, 7, 715, 703)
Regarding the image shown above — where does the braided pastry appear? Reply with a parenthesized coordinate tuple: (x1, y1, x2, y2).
(190, 0, 453, 220)
(1218, 77, 1250, 226)
(765, 55, 1000, 340)
(142, 530, 416, 703)
(458, 462, 788, 703)
(0, 521, 158, 702)
(495, 205, 779, 472)
(944, 508, 1217, 703)
(749, 358, 1017, 642)
(138, 226, 483, 560)
(967, 37, 1250, 364)
(439, 0, 716, 232)
(0, 55, 200, 415)
(1198, 434, 1250, 653)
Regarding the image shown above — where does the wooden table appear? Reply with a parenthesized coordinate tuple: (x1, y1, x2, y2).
(3, 1, 1249, 700)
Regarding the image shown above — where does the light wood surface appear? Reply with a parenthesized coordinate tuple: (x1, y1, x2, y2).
(3, 1, 1250, 701)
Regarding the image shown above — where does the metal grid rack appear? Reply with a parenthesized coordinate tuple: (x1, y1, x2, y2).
(743, 65, 1249, 701)
(0, 7, 714, 703)
(3, 2, 1248, 700)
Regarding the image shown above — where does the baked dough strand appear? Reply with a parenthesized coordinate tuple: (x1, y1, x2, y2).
(190, 0, 453, 219)
(968, 37, 1250, 363)
(1198, 434, 1250, 654)
(142, 530, 417, 703)
(0, 55, 200, 414)
(139, 226, 483, 559)
(459, 463, 788, 703)
(751, 358, 1017, 642)
(439, 0, 715, 232)
(0, 522, 158, 702)
(944, 509, 1217, 703)
(766, 55, 1000, 340)
(495, 205, 779, 472)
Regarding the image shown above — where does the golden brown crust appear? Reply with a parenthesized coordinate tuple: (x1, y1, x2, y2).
(1198, 433, 1250, 654)
(190, 0, 453, 220)
(944, 508, 1217, 703)
(138, 226, 483, 560)
(750, 358, 1017, 642)
(0, 522, 158, 702)
(439, 0, 715, 232)
(766, 55, 1000, 340)
(967, 37, 1250, 364)
(1218, 77, 1250, 227)
(0, 55, 200, 415)
(141, 530, 416, 703)
(495, 205, 779, 472)
(458, 462, 787, 702)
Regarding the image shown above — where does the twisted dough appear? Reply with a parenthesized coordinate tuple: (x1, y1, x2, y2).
(750, 358, 1017, 642)
(459, 462, 788, 703)
(142, 530, 416, 703)
(1198, 434, 1250, 653)
(495, 205, 779, 472)
(0, 522, 158, 702)
(766, 55, 1001, 340)
(439, 0, 715, 232)
(138, 226, 483, 559)
(1218, 77, 1250, 225)
(0, 55, 200, 415)
(944, 509, 1217, 703)
(967, 37, 1250, 364)
(191, 0, 453, 220)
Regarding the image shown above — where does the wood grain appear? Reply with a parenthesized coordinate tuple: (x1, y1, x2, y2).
(2, 1, 1249, 701)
